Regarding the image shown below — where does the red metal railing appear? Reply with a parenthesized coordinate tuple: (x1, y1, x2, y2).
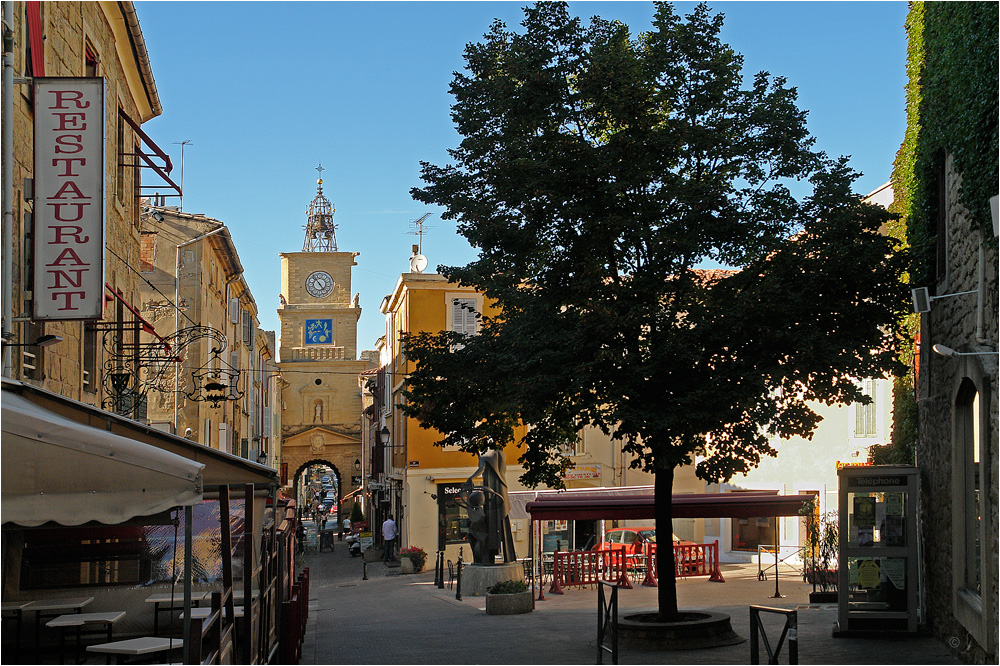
(549, 541, 725, 590)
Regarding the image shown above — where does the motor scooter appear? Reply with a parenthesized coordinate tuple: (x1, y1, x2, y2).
(346, 531, 361, 557)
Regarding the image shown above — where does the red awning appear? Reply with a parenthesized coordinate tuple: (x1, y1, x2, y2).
(525, 492, 813, 521)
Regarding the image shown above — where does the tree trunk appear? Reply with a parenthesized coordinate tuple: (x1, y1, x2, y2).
(654, 465, 679, 621)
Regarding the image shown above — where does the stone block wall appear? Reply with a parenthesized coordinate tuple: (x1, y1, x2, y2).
(917, 155, 998, 662)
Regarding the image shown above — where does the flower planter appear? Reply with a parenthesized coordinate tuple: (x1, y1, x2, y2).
(485, 590, 533, 615)
(400, 557, 423, 574)
(808, 591, 838, 604)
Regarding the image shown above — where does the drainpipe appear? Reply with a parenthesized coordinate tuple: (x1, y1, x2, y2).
(975, 245, 986, 344)
(2, 1, 15, 377)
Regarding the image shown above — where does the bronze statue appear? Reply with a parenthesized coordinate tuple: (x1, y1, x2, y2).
(458, 450, 516, 565)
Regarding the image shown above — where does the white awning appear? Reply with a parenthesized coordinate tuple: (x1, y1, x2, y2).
(1, 392, 204, 527)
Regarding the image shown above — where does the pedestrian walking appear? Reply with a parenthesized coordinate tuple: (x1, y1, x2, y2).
(382, 515, 397, 562)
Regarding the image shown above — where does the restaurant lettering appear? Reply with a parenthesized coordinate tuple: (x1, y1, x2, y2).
(33, 78, 105, 320)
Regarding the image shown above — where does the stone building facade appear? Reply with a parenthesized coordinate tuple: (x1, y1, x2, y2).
(915, 153, 998, 661)
(137, 206, 281, 464)
(2, 2, 167, 403)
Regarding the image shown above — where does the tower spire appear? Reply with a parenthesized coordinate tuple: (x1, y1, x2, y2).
(302, 163, 338, 252)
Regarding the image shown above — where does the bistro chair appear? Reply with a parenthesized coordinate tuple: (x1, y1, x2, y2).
(446, 560, 456, 589)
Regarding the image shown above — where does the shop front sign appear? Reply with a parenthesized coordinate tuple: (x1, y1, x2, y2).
(33, 78, 105, 320)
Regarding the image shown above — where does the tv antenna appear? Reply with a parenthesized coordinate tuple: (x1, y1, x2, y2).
(172, 140, 193, 210)
(407, 213, 432, 255)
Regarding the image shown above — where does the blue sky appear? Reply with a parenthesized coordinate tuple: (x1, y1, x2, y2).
(136, 1, 910, 351)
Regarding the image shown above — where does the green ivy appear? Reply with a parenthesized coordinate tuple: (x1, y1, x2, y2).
(885, 2, 998, 465)
(895, 2, 999, 287)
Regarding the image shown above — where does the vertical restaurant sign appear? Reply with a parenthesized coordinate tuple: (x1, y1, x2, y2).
(33, 77, 106, 320)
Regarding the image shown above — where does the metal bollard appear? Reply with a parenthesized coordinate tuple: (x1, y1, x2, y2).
(436, 550, 445, 589)
(363, 557, 368, 581)
(456, 550, 464, 601)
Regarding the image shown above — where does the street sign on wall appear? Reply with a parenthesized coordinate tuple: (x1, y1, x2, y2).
(33, 77, 106, 320)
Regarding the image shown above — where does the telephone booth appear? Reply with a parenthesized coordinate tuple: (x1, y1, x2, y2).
(836, 465, 920, 635)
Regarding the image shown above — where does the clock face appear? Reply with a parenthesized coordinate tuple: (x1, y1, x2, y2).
(305, 271, 334, 298)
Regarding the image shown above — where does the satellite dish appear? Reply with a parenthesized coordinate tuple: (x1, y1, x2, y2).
(409, 254, 428, 273)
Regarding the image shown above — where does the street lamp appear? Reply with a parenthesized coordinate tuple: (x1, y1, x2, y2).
(257, 451, 268, 466)
(379, 425, 391, 447)
(932, 344, 999, 358)
(2, 334, 63, 348)
(354, 458, 361, 472)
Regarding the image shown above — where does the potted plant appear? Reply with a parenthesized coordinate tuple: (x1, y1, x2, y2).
(399, 546, 427, 574)
(485, 579, 532, 615)
(800, 500, 839, 603)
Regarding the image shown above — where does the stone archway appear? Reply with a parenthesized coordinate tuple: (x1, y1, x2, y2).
(292, 458, 344, 517)
(282, 426, 362, 527)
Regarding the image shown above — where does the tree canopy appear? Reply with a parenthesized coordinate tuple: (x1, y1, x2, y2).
(403, 1, 908, 619)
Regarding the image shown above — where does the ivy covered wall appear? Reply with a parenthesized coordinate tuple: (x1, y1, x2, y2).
(893, 2, 999, 285)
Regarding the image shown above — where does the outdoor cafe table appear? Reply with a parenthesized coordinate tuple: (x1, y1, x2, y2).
(87, 636, 184, 664)
(46, 610, 125, 664)
(145, 591, 210, 636)
(22, 597, 94, 656)
(179, 605, 245, 620)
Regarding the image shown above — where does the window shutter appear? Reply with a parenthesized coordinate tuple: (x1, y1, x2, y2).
(229, 298, 240, 324)
(452, 298, 477, 335)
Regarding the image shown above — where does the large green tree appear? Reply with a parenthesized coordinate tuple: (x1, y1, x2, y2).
(403, 2, 907, 621)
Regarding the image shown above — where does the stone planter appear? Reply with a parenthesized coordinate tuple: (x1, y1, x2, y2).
(485, 591, 533, 615)
(400, 557, 423, 574)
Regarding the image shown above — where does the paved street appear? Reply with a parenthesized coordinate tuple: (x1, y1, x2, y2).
(299, 523, 959, 665)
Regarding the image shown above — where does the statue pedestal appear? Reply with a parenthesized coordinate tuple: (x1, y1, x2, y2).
(460, 562, 525, 596)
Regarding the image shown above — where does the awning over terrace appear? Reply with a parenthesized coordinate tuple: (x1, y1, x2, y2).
(525, 491, 814, 521)
(1, 391, 204, 527)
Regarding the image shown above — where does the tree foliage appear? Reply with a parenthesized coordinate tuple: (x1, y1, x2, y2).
(403, 1, 908, 619)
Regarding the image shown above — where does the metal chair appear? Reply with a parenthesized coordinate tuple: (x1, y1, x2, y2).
(521, 558, 533, 584)
(447, 560, 455, 589)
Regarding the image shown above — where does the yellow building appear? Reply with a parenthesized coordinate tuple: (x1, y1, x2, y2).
(373, 268, 703, 562)
(278, 178, 367, 512)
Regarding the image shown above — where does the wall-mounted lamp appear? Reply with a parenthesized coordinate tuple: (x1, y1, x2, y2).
(256, 452, 268, 466)
(911, 287, 978, 314)
(354, 458, 361, 472)
(932, 344, 999, 358)
(2, 334, 63, 348)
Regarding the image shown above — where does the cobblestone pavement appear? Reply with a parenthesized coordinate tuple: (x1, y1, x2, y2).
(299, 524, 959, 665)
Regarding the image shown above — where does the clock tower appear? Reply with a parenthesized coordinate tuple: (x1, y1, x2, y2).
(278, 172, 367, 506)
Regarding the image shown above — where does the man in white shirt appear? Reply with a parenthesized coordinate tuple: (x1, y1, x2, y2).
(381, 515, 397, 562)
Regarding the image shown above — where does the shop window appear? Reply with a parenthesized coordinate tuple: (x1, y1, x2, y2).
(732, 516, 777, 552)
(436, 484, 470, 550)
(542, 520, 572, 552)
(16, 501, 246, 590)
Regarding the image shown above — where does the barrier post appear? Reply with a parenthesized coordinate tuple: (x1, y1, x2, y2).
(455, 551, 463, 601)
(597, 582, 619, 665)
(709, 540, 726, 582)
(770, 545, 784, 598)
(749, 606, 797, 665)
(641, 543, 657, 587)
(549, 552, 564, 594)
